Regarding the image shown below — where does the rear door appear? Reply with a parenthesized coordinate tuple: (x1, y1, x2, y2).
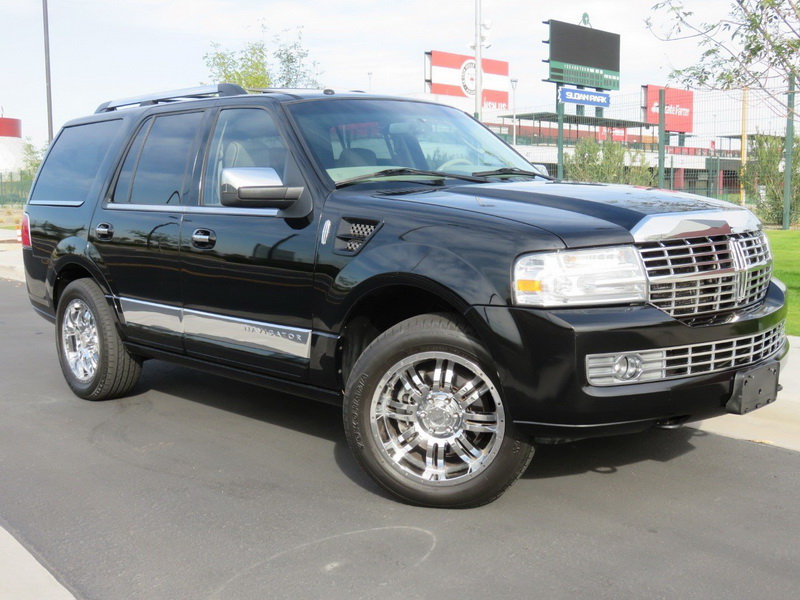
(179, 106, 318, 379)
(89, 110, 206, 351)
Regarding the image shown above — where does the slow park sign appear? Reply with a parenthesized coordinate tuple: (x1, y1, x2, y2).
(559, 88, 611, 108)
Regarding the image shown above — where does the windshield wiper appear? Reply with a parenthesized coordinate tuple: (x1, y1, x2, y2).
(471, 167, 553, 180)
(335, 168, 488, 188)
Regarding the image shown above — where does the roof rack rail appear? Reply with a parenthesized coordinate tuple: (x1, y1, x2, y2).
(95, 83, 246, 113)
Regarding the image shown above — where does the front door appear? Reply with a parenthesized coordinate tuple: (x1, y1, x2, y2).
(179, 107, 317, 379)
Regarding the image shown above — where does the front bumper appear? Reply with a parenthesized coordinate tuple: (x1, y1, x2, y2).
(471, 282, 788, 442)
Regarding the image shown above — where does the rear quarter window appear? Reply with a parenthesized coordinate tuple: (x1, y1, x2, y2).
(30, 119, 122, 204)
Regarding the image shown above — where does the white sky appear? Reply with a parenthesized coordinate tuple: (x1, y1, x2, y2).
(1, 0, 732, 147)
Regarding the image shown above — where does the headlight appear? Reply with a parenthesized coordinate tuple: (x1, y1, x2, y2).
(513, 246, 647, 307)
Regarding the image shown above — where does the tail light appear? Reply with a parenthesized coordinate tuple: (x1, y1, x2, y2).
(20, 212, 32, 248)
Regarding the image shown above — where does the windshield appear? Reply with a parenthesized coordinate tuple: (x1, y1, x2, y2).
(287, 99, 535, 185)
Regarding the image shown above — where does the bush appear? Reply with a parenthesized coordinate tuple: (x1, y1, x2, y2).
(742, 134, 799, 226)
(564, 138, 655, 186)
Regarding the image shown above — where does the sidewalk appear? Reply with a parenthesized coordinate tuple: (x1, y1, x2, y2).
(0, 527, 74, 600)
(692, 340, 800, 451)
(0, 228, 24, 282)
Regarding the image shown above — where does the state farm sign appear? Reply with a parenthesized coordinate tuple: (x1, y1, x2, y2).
(643, 86, 694, 133)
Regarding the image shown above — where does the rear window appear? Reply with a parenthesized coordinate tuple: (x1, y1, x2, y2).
(30, 119, 122, 204)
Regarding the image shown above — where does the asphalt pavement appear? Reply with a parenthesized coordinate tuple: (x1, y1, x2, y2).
(1, 236, 799, 599)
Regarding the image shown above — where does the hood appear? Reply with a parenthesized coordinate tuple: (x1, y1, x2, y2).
(396, 181, 752, 248)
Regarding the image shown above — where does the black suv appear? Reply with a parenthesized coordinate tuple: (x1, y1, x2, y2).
(22, 84, 788, 507)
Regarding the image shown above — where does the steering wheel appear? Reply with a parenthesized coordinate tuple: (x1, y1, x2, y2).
(437, 158, 473, 171)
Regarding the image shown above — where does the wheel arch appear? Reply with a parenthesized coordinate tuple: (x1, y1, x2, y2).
(47, 254, 123, 337)
(336, 275, 493, 389)
(49, 257, 110, 311)
(44, 235, 114, 312)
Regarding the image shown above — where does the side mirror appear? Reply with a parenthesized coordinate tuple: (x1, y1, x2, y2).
(220, 168, 304, 209)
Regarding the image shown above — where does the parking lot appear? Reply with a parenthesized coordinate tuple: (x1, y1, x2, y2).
(1, 276, 799, 599)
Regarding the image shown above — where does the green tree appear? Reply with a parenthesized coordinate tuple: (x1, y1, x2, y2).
(741, 134, 799, 224)
(565, 138, 655, 186)
(204, 41, 271, 89)
(648, 1, 800, 112)
(203, 26, 320, 90)
(271, 28, 320, 87)
(22, 137, 46, 180)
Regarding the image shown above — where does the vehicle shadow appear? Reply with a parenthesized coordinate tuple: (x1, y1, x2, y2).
(136, 359, 383, 493)
(523, 427, 705, 480)
(137, 359, 345, 444)
(135, 359, 705, 496)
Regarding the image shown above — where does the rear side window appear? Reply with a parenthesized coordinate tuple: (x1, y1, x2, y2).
(30, 119, 122, 204)
(112, 112, 203, 205)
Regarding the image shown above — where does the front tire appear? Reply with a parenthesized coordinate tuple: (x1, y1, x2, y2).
(56, 279, 142, 400)
(343, 313, 534, 508)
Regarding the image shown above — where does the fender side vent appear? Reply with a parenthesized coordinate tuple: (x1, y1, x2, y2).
(334, 217, 381, 255)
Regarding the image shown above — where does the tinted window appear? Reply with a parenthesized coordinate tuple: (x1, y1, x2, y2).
(288, 99, 532, 184)
(202, 109, 287, 205)
(31, 119, 122, 203)
(116, 112, 203, 205)
(112, 118, 151, 203)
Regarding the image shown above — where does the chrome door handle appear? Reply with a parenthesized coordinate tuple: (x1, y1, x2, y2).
(95, 223, 114, 240)
(191, 228, 216, 249)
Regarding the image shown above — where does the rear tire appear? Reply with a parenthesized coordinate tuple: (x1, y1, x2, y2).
(343, 313, 534, 508)
(56, 279, 142, 400)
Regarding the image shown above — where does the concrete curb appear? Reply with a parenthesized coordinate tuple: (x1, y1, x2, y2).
(0, 527, 75, 600)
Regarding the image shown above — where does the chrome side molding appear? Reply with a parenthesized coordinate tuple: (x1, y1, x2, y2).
(118, 297, 311, 359)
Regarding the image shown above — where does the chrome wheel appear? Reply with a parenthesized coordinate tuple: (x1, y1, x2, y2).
(369, 351, 505, 485)
(61, 299, 100, 383)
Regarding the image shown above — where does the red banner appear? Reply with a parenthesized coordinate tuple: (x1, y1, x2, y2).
(644, 86, 694, 133)
(427, 50, 509, 110)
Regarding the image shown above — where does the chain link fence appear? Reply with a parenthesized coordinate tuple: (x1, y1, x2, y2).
(485, 85, 798, 226)
(0, 172, 32, 205)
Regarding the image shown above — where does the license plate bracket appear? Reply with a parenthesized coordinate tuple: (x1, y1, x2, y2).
(726, 361, 780, 415)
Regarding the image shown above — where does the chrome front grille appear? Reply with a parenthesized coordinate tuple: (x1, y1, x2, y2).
(637, 230, 772, 319)
(639, 235, 734, 277)
(586, 321, 785, 386)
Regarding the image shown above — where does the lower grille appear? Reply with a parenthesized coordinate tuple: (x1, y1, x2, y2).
(586, 321, 785, 386)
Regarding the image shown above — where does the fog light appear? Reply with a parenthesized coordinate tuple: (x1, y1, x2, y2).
(613, 354, 644, 381)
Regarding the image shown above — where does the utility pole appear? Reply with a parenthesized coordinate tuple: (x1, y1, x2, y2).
(474, 0, 483, 121)
(783, 75, 795, 230)
(740, 88, 748, 206)
(658, 88, 666, 189)
(557, 88, 564, 180)
(42, 0, 54, 142)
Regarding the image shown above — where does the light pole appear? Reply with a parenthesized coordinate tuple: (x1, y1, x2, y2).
(510, 78, 518, 145)
(474, 0, 483, 120)
(471, 0, 491, 121)
(368, 72, 372, 93)
(42, 0, 54, 142)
